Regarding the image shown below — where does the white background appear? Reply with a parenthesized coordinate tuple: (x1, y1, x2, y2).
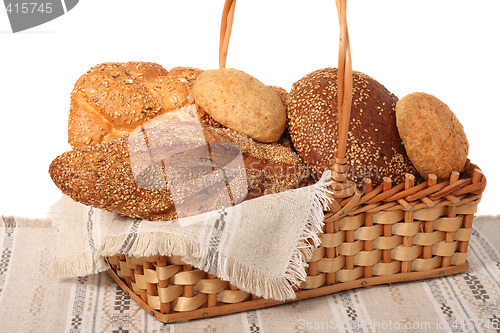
(0, 0, 499, 218)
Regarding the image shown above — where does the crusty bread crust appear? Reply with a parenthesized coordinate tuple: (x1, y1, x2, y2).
(396, 92, 468, 180)
(193, 68, 286, 143)
(51, 122, 311, 221)
(288, 68, 417, 185)
(68, 62, 202, 148)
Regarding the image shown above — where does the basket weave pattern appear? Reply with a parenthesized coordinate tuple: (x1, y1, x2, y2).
(105, 163, 485, 322)
(305, 166, 484, 288)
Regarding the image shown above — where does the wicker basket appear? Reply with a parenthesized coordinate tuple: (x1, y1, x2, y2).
(105, 0, 487, 323)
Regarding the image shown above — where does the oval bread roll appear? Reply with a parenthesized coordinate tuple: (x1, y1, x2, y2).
(395, 92, 468, 180)
(193, 68, 287, 143)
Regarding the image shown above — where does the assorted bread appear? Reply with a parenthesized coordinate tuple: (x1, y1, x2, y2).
(52, 60, 471, 220)
(52, 63, 311, 220)
(395, 92, 468, 180)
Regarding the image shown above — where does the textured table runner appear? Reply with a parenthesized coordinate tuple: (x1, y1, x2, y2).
(1, 214, 499, 332)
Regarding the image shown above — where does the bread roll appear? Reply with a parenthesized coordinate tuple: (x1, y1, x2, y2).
(287, 68, 417, 185)
(68, 62, 203, 148)
(196, 85, 290, 133)
(193, 68, 287, 143)
(51, 113, 311, 221)
(396, 92, 468, 180)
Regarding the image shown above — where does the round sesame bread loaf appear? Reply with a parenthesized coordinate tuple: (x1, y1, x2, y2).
(396, 92, 468, 180)
(68, 62, 203, 148)
(287, 67, 417, 185)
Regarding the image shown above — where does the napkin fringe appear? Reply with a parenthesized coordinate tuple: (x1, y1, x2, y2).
(49, 198, 108, 276)
(281, 170, 333, 298)
(99, 230, 206, 260)
(213, 170, 333, 300)
(51, 253, 97, 277)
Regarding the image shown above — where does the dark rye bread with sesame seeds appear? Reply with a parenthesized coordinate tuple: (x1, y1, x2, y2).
(50, 123, 312, 221)
(68, 62, 204, 149)
(287, 68, 417, 185)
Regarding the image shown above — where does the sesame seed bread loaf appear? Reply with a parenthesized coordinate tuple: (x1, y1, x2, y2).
(193, 68, 287, 143)
(68, 62, 203, 148)
(50, 121, 312, 221)
(287, 68, 418, 185)
(395, 92, 468, 180)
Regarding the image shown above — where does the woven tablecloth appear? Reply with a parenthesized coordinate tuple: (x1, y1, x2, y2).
(0, 215, 499, 332)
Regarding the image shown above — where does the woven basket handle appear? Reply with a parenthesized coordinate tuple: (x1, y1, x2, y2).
(219, 0, 237, 69)
(219, 0, 354, 186)
(332, 0, 353, 184)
